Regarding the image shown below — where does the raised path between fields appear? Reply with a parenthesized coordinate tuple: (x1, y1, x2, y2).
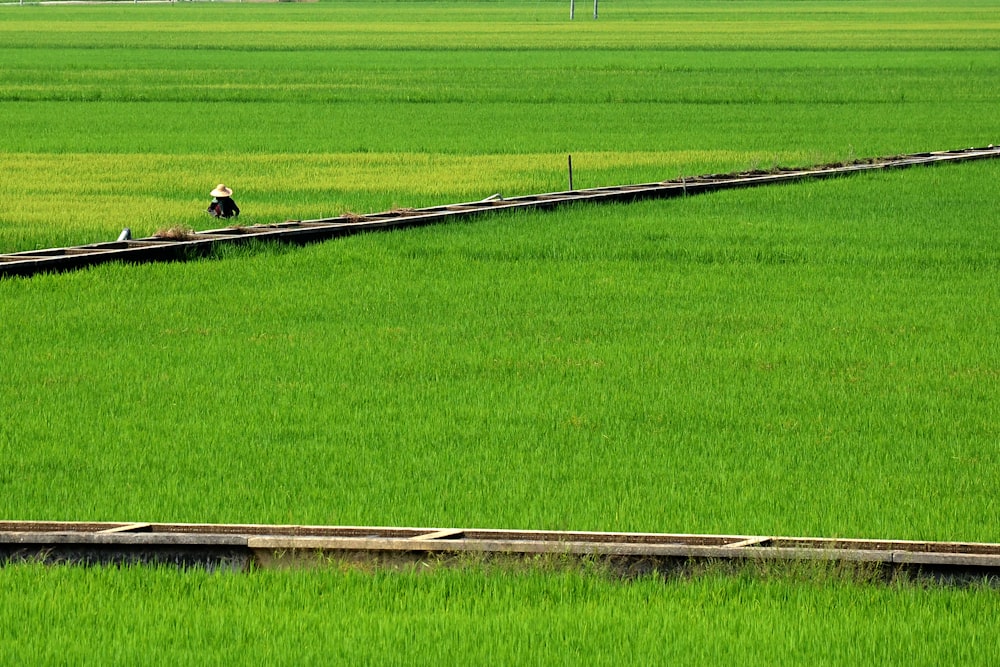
(2, 145, 998, 279)
(3, 521, 1000, 583)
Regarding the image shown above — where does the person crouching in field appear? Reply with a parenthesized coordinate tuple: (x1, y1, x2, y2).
(207, 184, 240, 219)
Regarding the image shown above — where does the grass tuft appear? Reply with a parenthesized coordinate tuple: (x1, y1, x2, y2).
(153, 225, 196, 241)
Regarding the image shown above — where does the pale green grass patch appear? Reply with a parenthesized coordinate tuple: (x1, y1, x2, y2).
(2, 2, 999, 50)
(0, 149, 774, 252)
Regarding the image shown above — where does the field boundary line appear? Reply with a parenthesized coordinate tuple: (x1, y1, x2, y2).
(3, 521, 1000, 583)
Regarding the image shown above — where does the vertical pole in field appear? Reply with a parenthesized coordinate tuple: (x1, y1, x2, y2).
(594, 0, 598, 19)
(568, 155, 574, 190)
(570, 0, 575, 20)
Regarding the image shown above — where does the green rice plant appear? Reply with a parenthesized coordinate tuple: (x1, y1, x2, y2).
(1, 3, 999, 658)
(1, 0, 998, 252)
(1, 160, 996, 541)
(0, 562, 998, 665)
(1, 1, 999, 50)
(1, 0, 997, 539)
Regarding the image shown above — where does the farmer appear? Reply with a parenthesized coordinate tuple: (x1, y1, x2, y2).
(207, 184, 240, 219)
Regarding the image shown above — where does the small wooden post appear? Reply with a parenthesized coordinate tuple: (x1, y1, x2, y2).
(568, 154, 574, 190)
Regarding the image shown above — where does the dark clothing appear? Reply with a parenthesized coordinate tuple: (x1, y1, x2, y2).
(208, 196, 240, 219)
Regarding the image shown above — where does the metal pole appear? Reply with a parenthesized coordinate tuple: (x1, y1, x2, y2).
(570, 0, 574, 20)
(594, 0, 598, 19)
(568, 155, 574, 190)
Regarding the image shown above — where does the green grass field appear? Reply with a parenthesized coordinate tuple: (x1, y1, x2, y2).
(1, 1, 999, 662)
(2, 563, 999, 665)
(4, 162, 998, 540)
(2, 1, 998, 250)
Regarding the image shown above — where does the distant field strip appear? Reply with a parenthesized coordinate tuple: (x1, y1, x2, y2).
(2, 3, 999, 50)
(2, 1, 998, 250)
(3, 146, 998, 278)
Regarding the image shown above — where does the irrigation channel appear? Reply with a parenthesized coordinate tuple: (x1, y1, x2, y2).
(3, 522, 1000, 583)
(2, 146, 999, 279)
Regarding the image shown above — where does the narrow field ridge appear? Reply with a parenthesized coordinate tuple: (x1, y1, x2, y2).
(4, 521, 1000, 584)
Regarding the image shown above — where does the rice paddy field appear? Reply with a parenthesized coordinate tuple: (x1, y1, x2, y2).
(1, 0, 999, 662)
